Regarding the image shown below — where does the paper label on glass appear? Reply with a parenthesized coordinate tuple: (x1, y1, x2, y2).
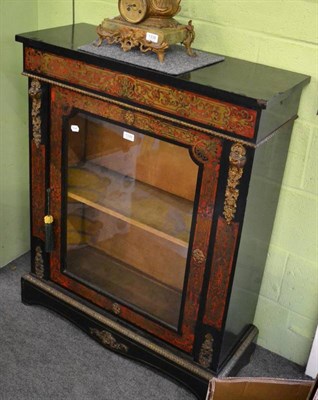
(123, 131, 135, 142)
(71, 125, 80, 133)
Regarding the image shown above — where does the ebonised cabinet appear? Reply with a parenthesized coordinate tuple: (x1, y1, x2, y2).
(16, 23, 309, 399)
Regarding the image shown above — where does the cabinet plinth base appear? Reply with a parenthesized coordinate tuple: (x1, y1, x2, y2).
(21, 273, 258, 400)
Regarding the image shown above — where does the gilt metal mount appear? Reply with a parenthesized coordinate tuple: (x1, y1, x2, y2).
(223, 143, 247, 224)
(29, 79, 42, 148)
(90, 328, 129, 353)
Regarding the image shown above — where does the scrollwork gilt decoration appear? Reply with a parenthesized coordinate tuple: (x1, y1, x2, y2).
(90, 328, 128, 353)
(34, 246, 44, 279)
(223, 143, 247, 224)
(96, 0, 195, 63)
(28, 79, 42, 148)
(198, 333, 214, 368)
(123, 110, 135, 126)
(112, 303, 121, 315)
(96, 23, 193, 63)
(192, 249, 206, 265)
(192, 140, 217, 164)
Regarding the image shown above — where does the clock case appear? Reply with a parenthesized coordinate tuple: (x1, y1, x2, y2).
(96, 0, 195, 62)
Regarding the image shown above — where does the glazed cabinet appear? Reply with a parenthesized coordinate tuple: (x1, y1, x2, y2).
(16, 24, 309, 399)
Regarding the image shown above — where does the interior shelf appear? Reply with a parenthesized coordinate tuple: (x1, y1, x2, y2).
(66, 246, 182, 327)
(67, 162, 194, 248)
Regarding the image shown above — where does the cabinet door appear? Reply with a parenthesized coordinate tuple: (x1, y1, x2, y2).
(49, 85, 222, 353)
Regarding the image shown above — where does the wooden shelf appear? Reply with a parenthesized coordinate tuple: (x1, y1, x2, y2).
(67, 246, 182, 328)
(68, 191, 188, 248)
(67, 162, 194, 247)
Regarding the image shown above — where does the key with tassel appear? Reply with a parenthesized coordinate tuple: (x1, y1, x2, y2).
(44, 188, 54, 252)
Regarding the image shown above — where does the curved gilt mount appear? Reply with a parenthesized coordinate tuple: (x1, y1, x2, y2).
(96, 19, 195, 63)
(29, 79, 42, 148)
(192, 140, 217, 164)
(90, 328, 128, 353)
(223, 143, 247, 224)
(198, 333, 214, 368)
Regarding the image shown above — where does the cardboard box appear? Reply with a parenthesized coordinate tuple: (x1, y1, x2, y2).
(206, 377, 313, 400)
(307, 377, 318, 400)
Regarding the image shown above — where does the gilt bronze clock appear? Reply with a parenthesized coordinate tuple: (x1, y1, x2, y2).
(96, 0, 195, 62)
(119, 0, 148, 23)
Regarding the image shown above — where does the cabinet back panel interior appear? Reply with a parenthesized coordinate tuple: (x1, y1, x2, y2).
(67, 114, 198, 202)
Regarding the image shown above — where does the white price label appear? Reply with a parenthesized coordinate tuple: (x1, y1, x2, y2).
(146, 32, 159, 43)
(71, 125, 80, 133)
(123, 131, 135, 142)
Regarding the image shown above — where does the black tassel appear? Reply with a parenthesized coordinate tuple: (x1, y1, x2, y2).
(44, 215, 54, 252)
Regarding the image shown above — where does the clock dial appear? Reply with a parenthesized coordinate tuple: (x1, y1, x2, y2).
(119, 0, 148, 24)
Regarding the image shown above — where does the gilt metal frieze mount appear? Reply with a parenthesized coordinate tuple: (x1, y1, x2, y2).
(29, 79, 42, 148)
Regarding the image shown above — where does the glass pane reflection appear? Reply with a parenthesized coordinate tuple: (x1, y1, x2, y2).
(65, 113, 198, 327)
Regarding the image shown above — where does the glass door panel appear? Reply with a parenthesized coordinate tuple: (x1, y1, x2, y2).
(65, 113, 199, 328)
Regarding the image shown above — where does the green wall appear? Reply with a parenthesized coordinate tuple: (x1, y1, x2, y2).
(2, 0, 316, 366)
(0, 0, 38, 267)
(184, 0, 318, 366)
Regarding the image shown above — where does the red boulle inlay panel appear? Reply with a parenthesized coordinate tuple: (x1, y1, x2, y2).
(49, 85, 223, 353)
(31, 142, 45, 240)
(25, 47, 257, 139)
(203, 217, 239, 330)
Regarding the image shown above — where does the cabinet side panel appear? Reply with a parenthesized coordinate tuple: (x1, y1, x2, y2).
(257, 89, 302, 143)
(219, 121, 293, 365)
(28, 78, 49, 242)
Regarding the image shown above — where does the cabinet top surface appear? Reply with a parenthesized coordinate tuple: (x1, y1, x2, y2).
(16, 23, 310, 108)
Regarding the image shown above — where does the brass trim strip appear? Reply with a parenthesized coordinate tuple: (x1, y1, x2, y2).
(22, 72, 257, 149)
(23, 274, 213, 381)
(256, 116, 298, 147)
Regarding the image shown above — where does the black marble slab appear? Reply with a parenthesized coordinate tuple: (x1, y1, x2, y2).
(16, 23, 310, 109)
